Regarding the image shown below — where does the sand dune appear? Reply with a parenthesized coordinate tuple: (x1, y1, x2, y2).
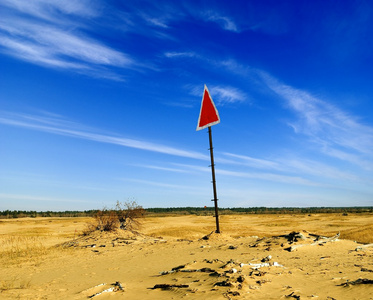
(1, 214, 373, 299)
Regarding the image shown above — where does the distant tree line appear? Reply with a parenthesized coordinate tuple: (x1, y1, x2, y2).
(1, 206, 372, 219)
(146, 206, 373, 215)
(0, 210, 98, 219)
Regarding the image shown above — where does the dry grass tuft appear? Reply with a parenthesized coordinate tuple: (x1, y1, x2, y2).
(0, 235, 48, 265)
(341, 225, 373, 244)
(0, 277, 31, 292)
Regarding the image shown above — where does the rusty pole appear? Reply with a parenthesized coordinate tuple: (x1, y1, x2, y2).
(208, 126, 220, 233)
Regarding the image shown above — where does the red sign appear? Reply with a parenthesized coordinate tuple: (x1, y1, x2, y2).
(196, 85, 220, 131)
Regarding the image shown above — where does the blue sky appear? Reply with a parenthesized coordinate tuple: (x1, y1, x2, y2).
(1, 0, 373, 211)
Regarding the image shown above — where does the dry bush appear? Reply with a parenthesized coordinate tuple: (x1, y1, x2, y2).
(94, 209, 119, 232)
(84, 200, 145, 234)
(115, 200, 145, 231)
(83, 209, 118, 235)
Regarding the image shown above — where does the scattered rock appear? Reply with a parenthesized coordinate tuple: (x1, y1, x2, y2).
(283, 232, 307, 243)
(338, 278, 373, 286)
(226, 290, 240, 296)
(226, 268, 238, 274)
(214, 280, 233, 287)
(261, 255, 272, 262)
(286, 291, 301, 299)
(114, 281, 124, 291)
(361, 267, 373, 273)
(355, 243, 373, 251)
(152, 284, 189, 289)
(172, 264, 188, 271)
(86, 281, 124, 298)
(284, 232, 340, 252)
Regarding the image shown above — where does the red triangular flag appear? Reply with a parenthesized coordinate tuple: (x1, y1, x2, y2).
(196, 85, 220, 131)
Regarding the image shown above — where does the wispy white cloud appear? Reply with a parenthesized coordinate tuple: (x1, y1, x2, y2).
(164, 51, 197, 58)
(205, 12, 239, 32)
(127, 1, 240, 33)
(187, 84, 246, 105)
(222, 152, 358, 181)
(219, 169, 318, 186)
(1, 0, 98, 21)
(143, 15, 170, 28)
(114, 3, 182, 40)
(173, 163, 318, 186)
(134, 160, 324, 188)
(119, 178, 195, 190)
(0, 19, 132, 65)
(0, 193, 89, 203)
(211, 86, 246, 104)
(162, 101, 194, 109)
(0, 36, 82, 69)
(260, 71, 373, 169)
(222, 153, 280, 170)
(282, 157, 361, 182)
(131, 164, 190, 174)
(219, 59, 253, 76)
(0, 111, 209, 161)
(0, 1, 135, 79)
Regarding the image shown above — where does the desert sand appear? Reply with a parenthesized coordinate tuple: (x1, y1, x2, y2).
(1, 213, 373, 299)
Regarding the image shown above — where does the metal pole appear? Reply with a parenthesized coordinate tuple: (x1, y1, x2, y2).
(208, 126, 220, 233)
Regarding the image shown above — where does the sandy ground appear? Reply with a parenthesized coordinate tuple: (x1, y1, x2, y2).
(1, 214, 373, 299)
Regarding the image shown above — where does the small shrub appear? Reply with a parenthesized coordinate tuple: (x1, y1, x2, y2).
(115, 200, 145, 231)
(84, 200, 145, 234)
(95, 209, 119, 231)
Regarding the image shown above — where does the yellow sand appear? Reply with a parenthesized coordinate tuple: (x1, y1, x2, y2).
(1, 214, 373, 299)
